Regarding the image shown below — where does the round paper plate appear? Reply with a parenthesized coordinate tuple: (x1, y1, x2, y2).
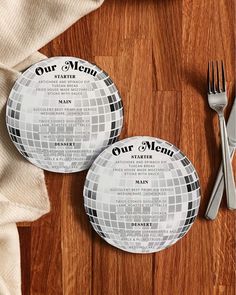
(84, 136, 201, 253)
(6, 57, 123, 173)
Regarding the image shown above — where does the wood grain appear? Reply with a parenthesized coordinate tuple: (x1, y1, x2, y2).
(19, 0, 236, 294)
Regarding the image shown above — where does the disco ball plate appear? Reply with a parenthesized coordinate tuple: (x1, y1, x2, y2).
(84, 136, 201, 253)
(6, 57, 123, 173)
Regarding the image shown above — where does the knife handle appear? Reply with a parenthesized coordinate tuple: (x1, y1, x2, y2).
(205, 146, 235, 220)
(220, 116, 236, 210)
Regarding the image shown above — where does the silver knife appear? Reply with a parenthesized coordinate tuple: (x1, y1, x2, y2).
(205, 97, 236, 220)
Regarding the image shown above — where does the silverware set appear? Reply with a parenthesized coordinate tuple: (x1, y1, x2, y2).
(205, 61, 236, 219)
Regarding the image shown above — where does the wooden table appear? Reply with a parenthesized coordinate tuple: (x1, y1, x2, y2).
(19, 0, 236, 294)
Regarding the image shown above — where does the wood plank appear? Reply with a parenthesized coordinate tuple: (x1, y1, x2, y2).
(118, 37, 154, 295)
(30, 172, 63, 294)
(151, 0, 182, 91)
(19, 227, 31, 295)
(61, 173, 92, 295)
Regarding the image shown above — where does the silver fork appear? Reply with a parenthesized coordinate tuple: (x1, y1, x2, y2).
(207, 61, 236, 210)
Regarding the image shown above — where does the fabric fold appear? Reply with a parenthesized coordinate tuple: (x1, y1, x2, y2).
(0, 223, 21, 295)
(0, 52, 50, 222)
(0, 0, 104, 67)
(0, 52, 50, 295)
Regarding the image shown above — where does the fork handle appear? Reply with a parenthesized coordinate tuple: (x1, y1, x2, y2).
(205, 147, 235, 220)
(219, 115, 236, 210)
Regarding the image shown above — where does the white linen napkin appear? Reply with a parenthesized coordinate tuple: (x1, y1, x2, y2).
(0, 1, 104, 294)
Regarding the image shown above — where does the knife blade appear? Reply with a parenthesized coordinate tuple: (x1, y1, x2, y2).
(227, 98, 236, 147)
(205, 97, 236, 220)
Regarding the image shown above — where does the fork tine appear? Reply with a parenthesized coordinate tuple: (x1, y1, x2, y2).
(216, 61, 220, 92)
(212, 61, 216, 93)
(207, 62, 211, 93)
(221, 60, 226, 92)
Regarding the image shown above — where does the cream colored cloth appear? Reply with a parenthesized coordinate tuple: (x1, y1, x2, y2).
(0, 1, 104, 294)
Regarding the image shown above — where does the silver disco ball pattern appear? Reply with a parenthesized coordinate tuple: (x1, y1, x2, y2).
(84, 136, 201, 253)
(6, 57, 123, 173)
